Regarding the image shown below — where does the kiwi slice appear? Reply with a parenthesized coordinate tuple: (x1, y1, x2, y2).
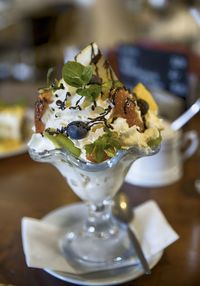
(45, 132, 81, 158)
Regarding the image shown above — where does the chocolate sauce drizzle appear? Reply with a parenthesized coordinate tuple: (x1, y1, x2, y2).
(55, 92, 70, 110)
(69, 105, 82, 111)
(47, 104, 113, 138)
(87, 105, 113, 129)
(90, 43, 102, 77)
(91, 43, 102, 64)
(103, 60, 115, 88)
(56, 100, 66, 110)
(59, 83, 65, 90)
(69, 96, 83, 111)
(51, 82, 65, 91)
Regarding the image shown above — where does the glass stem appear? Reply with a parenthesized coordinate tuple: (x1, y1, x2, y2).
(84, 199, 118, 239)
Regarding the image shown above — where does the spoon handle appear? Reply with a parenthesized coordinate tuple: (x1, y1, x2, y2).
(127, 227, 151, 275)
(171, 98, 200, 131)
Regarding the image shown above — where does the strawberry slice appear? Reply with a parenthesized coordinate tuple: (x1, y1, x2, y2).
(86, 152, 110, 163)
(112, 88, 144, 131)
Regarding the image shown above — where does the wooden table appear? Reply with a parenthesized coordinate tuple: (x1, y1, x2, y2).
(0, 116, 200, 286)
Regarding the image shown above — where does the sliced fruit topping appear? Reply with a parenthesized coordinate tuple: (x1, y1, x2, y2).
(75, 42, 118, 84)
(35, 89, 52, 133)
(44, 130, 81, 157)
(112, 87, 144, 131)
(85, 131, 121, 163)
(133, 83, 158, 113)
(86, 152, 110, 163)
(67, 121, 89, 140)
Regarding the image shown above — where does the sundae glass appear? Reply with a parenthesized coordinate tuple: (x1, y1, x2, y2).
(28, 43, 162, 269)
(29, 142, 159, 267)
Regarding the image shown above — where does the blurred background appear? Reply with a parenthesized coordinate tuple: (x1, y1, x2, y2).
(0, 0, 200, 150)
(0, 0, 200, 104)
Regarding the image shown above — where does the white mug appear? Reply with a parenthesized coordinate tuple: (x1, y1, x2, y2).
(125, 125, 199, 187)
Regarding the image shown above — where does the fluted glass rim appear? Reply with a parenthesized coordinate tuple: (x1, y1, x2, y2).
(28, 144, 160, 172)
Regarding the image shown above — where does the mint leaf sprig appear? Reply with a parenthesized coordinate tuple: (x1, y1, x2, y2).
(85, 131, 122, 163)
(62, 61, 102, 106)
(62, 61, 93, 88)
(77, 84, 101, 102)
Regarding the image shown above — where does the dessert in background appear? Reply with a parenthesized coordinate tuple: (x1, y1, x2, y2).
(0, 102, 32, 155)
(0, 104, 27, 153)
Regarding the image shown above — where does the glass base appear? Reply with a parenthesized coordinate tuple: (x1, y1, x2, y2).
(60, 221, 137, 268)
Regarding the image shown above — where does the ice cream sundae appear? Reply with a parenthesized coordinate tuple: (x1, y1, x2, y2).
(28, 42, 162, 202)
(29, 43, 162, 161)
(28, 42, 163, 266)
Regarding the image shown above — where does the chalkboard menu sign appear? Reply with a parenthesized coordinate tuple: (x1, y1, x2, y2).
(116, 44, 189, 99)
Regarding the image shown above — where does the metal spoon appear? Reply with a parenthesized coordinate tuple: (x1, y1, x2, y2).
(112, 192, 151, 275)
(171, 98, 200, 131)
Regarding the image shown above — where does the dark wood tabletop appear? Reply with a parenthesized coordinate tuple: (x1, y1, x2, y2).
(0, 115, 200, 286)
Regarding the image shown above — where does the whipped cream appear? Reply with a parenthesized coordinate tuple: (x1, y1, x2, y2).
(28, 42, 163, 203)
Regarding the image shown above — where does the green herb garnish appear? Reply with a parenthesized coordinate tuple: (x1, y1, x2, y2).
(77, 84, 101, 102)
(62, 61, 93, 88)
(62, 61, 102, 105)
(85, 131, 121, 163)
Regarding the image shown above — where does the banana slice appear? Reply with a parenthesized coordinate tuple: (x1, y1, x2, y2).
(75, 42, 118, 83)
(133, 83, 158, 113)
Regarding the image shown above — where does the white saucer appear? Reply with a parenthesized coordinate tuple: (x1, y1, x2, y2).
(42, 203, 163, 286)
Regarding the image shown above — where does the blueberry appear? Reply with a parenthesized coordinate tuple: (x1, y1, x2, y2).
(67, 121, 89, 140)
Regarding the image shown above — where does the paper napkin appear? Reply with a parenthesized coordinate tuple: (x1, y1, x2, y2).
(21, 200, 179, 274)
